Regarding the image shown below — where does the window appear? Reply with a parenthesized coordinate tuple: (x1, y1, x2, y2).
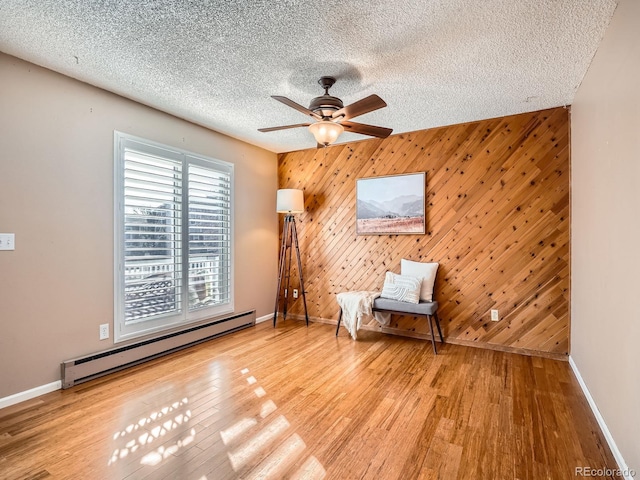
(114, 132, 233, 342)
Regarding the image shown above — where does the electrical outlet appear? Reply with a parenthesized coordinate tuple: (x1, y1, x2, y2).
(0, 233, 15, 251)
(99, 323, 109, 340)
(491, 309, 499, 322)
(293, 289, 299, 299)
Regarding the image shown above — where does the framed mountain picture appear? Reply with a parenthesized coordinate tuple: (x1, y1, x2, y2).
(356, 172, 426, 235)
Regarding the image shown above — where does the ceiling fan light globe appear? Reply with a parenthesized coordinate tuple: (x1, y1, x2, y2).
(308, 121, 343, 146)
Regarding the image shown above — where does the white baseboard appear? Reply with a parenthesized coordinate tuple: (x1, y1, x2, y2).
(255, 313, 273, 324)
(569, 356, 633, 479)
(0, 380, 62, 410)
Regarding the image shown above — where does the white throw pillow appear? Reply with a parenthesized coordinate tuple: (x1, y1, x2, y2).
(401, 259, 439, 302)
(380, 272, 422, 304)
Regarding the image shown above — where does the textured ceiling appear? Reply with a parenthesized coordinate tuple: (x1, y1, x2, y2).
(0, 0, 617, 153)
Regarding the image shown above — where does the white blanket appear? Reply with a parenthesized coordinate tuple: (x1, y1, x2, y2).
(336, 291, 391, 339)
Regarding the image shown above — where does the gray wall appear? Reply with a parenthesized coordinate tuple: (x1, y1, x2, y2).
(571, 0, 639, 472)
(0, 53, 278, 398)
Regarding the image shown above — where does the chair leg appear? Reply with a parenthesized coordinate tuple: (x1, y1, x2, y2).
(427, 314, 437, 354)
(434, 312, 444, 344)
(336, 308, 343, 336)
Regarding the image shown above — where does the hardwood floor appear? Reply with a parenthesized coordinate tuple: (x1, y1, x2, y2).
(0, 321, 620, 479)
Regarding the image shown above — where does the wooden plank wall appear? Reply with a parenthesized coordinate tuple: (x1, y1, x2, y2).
(277, 107, 570, 356)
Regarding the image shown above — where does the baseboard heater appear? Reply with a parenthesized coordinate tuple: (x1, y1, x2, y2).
(61, 310, 255, 389)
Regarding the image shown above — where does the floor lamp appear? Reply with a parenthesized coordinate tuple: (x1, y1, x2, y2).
(273, 189, 309, 327)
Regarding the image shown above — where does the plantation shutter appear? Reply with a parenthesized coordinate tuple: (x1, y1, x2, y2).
(187, 159, 232, 310)
(123, 150, 183, 323)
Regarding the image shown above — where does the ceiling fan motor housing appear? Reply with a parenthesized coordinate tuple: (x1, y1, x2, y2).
(309, 95, 344, 118)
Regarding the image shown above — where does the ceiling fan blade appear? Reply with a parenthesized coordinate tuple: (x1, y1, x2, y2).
(341, 121, 393, 139)
(332, 94, 387, 121)
(272, 96, 322, 120)
(258, 123, 311, 133)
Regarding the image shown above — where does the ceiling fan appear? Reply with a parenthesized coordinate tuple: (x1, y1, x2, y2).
(258, 76, 393, 147)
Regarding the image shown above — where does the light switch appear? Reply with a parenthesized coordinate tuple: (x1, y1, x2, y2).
(0, 233, 15, 251)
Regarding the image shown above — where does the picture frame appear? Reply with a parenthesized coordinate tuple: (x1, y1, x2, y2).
(356, 172, 426, 235)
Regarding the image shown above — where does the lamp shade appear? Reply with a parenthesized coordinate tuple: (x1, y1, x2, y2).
(276, 189, 304, 213)
(308, 121, 344, 146)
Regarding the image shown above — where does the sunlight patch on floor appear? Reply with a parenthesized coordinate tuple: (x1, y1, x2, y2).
(260, 399, 277, 418)
(107, 364, 327, 477)
(139, 428, 196, 466)
(220, 417, 258, 446)
(218, 367, 326, 479)
(244, 433, 306, 479)
(227, 415, 290, 470)
(290, 456, 327, 480)
(108, 397, 193, 467)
